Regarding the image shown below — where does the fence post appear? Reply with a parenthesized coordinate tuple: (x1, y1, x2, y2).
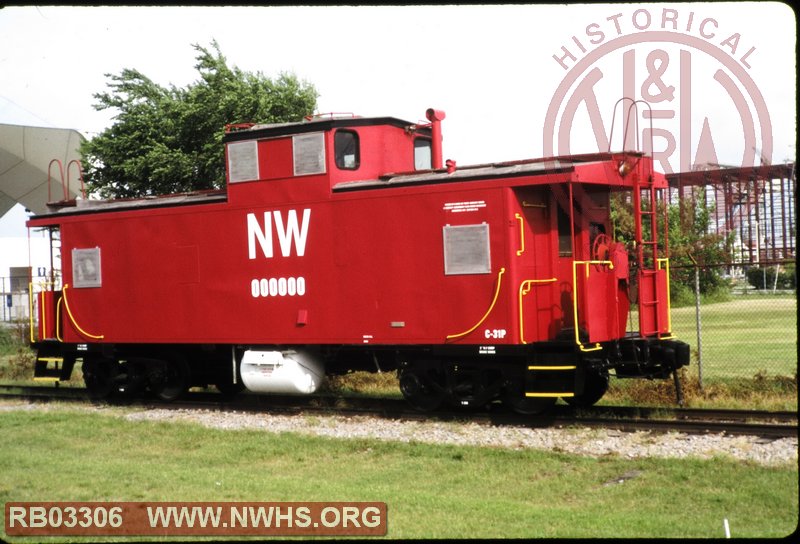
(694, 263, 703, 390)
(773, 264, 781, 293)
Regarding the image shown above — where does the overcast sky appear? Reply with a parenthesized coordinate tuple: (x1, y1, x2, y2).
(1, 3, 796, 237)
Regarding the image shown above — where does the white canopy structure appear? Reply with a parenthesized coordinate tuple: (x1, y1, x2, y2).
(0, 123, 85, 217)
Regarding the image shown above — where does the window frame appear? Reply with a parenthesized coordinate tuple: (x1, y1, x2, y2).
(414, 137, 432, 170)
(334, 129, 360, 170)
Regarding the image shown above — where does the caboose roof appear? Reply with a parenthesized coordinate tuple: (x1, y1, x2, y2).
(332, 152, 641, 192)
(28, 189, 227, 221)
(333, 159, 574, 192)
(222, 115, 431, 143)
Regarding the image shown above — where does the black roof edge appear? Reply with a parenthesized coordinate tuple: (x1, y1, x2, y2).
(29, 192, 228, 221)
(222, 116, 432, 143)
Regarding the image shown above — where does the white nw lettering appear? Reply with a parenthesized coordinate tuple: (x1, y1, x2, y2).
(247, 209, 311, 259)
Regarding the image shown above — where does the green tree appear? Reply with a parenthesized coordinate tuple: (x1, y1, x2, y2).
(611, 187, 732, 302)
(666, 187, 733, 299)
(81, 41, 318, 198)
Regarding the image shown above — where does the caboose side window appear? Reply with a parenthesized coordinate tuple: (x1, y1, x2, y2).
(227, 140, 259, 183)
(72, 247, 102, 288)
(334, 130, 360, 170)
(293, 132, 326, 176)
(414, 138, 432, 170)
(443, 224, 491, 275)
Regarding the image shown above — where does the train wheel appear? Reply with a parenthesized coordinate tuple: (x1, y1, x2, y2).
(399, 367, 444, 412)
(116, 359, 147, 397)
(82, 357, 118, 400)
(564, 370, 609, 407)
(215, 363, 245, 396)
(148, 356, 190, 402)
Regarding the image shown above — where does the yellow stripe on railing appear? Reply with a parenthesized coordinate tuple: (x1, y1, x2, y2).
(61, 284, 104, 340)
(656, 258, 676, 339)
(571, 260, 614, 352)
(515, 213, 525, 256)
(56, 296, 64, 342)
(518, 278, 557, 344)
(40, 291, 47, 341)
(446, 268, 505, 341)
(29, 281, 57, 343)
(28, 283, 35, 343)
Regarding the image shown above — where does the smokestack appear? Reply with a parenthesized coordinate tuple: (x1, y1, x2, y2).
(425, 108, 446, 170)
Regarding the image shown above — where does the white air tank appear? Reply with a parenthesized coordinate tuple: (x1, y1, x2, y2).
(240, 349, 324, 395)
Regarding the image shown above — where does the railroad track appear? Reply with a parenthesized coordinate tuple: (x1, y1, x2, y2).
(1, 383, 796, 439)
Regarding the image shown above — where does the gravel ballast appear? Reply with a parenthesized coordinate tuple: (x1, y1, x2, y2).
(3, 401, 796, 466)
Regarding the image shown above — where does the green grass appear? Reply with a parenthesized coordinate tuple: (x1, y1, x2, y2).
(321, 371, 403, 398)
(669, 296, 797, 379)
(0, 404, 797, 541)
(0, 322, 35, 384)
(603, 370, 797, 411)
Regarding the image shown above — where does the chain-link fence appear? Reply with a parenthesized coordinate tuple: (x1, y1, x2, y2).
(668, 262, 797, 385)
(0, 275, 34, 323)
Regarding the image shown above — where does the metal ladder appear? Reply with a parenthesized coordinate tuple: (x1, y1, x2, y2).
(608, 98, 671, 338)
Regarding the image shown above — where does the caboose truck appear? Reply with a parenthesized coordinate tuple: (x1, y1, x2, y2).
(27, 107, 689, 413)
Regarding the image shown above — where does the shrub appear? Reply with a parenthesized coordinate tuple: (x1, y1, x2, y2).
(669, 281, 695, 307)
(0, 321, 34, 380)
(745, 263, 796, 290)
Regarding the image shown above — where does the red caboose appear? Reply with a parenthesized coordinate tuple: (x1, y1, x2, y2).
(27, 107, 689, 412)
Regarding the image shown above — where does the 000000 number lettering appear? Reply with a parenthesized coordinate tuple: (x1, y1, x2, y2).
(250, 277, 306, 298)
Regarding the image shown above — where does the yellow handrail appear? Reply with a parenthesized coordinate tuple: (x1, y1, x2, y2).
(571, 260, 614, 352)
(61, 284, 104, 340)
(446, 268, 505, 341)
(515, 213, 525, 256)
(656, 258, 675, 339)
(29, 281, 57, 343)
(40, 292, 47, 342)
(28, 284, 35, 343)
(56, 296, 64, 342)
(518, 278, 557, 344)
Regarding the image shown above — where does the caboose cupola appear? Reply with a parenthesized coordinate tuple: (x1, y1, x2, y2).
(222, 111, 441, 202)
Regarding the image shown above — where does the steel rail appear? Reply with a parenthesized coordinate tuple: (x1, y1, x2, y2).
(0, 384, 796, 439)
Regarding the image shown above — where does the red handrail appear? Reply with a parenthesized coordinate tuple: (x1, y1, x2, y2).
(47, 159, 66, 202)
(66, 159, 86, 200)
